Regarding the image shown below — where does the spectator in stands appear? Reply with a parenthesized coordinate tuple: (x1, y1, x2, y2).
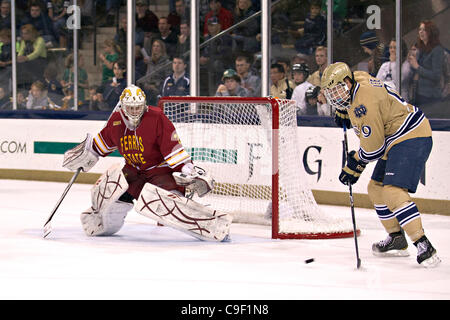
(97, 0, 121, 26)
(291, 53, 310, 67)
(114, 15, 128, 48)
(0, 85, 9, 109)
(87, 85, 110, 111)
(98, 39, 121, 83)
(115, 14, 147, 47)
(0, 1, 11, 30)
(61, 53, 89, 104)
(136, 0, 159, 45)
(26, 80, 49, 109)
(17, 24, 47, 88)
(291, 63, 314, 113)
(320, 0, 347, 34)
(160, 56, 190, 98)
(200, 16, 233, 96)
(16, 89, 28, 109)
(376, 38, 411, 98)
(216, 68, 249, 97)
(294, 0, 326, 56)
(135, 44, 147, 81)
(359, 30, 387, 77)
(275, 57, 291, 83)
(47, 0, 69, 48)
(270, 63, 294, 99)
(22, 2, 57, 47)
(307, 46, 327, 87)
(235, 55, 261, 96)
(153, 17, 178, 59)
(203, 0, 233, 37)
(232, 0, 259, 54)
(43, 64, 64, 107)
(60, 85, 83, 110)
(175, 20, 190, 57)
(0, 28, 12, 89)
(100, 60, 127, 109)
(137, 39, 171, 105)
(168, 0, 189, 35)
(303, 85, 331, 116)
(408, 20, 445, 109)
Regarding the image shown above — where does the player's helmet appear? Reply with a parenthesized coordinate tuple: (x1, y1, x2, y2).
(305, 86, 320, 100)
(321, 62, 353, 109)
(292, 63, 310, 77)
(120, 85, 147, 128)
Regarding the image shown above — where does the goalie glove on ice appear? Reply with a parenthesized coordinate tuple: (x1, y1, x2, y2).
(339, 150, 367, 185)
(63, 134, 99, 172)
(334, 108, 352, 129)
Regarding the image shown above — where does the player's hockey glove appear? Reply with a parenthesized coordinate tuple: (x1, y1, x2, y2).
(339, 150, 367, 185)
(334, 108, 352, 129)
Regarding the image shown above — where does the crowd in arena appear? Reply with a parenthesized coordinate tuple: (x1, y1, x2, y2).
(0, 0, 448, 118)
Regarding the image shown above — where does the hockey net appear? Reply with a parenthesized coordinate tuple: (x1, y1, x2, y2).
(158, 96, 357, 239)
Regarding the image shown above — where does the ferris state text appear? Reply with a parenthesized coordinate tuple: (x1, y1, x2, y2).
(180, 304, 269, 317)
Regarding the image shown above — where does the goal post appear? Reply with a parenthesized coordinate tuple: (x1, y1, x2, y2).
(158, 96, 358, 239)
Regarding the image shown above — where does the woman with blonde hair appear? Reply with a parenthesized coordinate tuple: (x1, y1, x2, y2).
(232, 0, 259, 54)
(99, 39, 121, 83)
(17, 24, 47, 88)
(137, 39, 171, 105)
(61, 53, 89, 103)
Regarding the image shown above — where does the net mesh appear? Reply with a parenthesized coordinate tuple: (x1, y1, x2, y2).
(161, 97, 355, 239)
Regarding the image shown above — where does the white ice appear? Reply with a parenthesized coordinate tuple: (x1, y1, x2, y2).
(1, 179, 449, 300)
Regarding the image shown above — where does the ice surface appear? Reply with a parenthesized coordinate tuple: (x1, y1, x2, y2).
(1, 179, 449, 300)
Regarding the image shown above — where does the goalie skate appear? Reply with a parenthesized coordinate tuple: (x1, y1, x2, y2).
(136, 183, 232, 242)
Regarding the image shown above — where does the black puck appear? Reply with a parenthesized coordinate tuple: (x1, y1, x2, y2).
(304, 258, 315, 264)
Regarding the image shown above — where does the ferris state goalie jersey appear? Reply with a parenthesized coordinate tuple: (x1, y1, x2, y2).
(91, 106, 191, 174)
(349, 71, 432, 163)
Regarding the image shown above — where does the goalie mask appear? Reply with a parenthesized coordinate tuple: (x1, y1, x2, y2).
(120, 85, 147, 128)
(321, 62, 354, 110)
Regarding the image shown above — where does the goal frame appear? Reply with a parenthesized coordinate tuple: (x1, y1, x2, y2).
(158, 96, 358, 240)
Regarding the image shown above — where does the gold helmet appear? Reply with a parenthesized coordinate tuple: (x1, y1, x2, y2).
(321, 62, 353, 109)
(120, 85, 147, 128)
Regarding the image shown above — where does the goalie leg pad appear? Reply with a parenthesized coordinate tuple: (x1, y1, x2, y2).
(80, 164, 132, 236)
(81, 201, 133, 236)
(136, 183, 232, 241)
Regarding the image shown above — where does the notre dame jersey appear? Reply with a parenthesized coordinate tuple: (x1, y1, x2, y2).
(348, 71, 432, 162)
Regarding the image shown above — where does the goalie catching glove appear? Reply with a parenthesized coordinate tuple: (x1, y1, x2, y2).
(173, 163, 214, 197)
(339, 150, 367, 185)
(63, 133, 99, 172)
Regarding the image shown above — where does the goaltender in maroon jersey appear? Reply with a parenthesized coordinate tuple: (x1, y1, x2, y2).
(92, 105, 191, 199)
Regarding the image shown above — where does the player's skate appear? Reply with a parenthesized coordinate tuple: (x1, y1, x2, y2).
(414, 236, 441, 268)
(372, 230, 409, 257)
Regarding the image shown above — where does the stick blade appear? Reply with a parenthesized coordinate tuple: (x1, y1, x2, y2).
(43, 222, 52, 238)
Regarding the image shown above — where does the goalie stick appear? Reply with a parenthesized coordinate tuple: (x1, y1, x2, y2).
(43, 167, 82, 238)
(343, 126, 362, 269)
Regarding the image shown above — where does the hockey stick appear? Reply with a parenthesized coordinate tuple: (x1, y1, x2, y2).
(43, 167, 82, 238)
(342, 126, 362, 269)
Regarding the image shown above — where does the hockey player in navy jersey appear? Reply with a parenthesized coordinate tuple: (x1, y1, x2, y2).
(322, 62, 440, 267)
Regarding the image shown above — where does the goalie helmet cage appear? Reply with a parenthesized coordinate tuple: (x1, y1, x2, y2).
(158, 96, 358, 240)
